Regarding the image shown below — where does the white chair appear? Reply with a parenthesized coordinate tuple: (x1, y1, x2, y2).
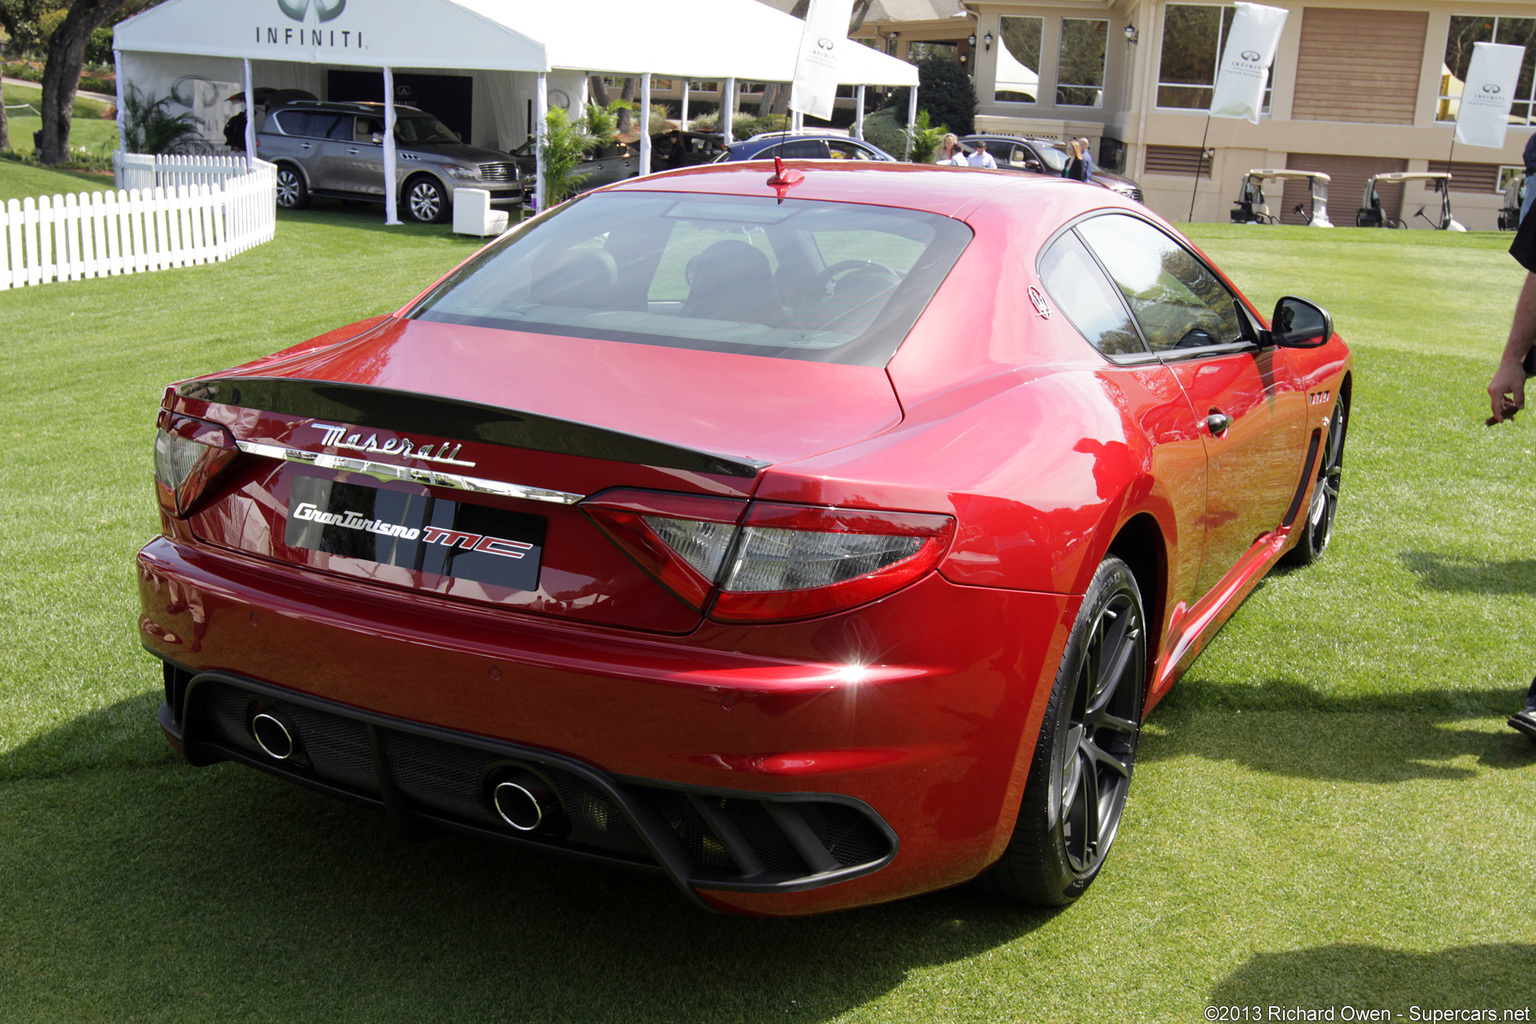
(452, 188, 509, 237)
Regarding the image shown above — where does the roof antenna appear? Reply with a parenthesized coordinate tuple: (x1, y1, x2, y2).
(767, 155, 803, 202)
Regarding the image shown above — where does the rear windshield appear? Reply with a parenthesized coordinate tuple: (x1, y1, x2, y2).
(410, 191, 973, 366)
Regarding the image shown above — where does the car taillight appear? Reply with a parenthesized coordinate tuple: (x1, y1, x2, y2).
(153, 410, 237, 517)
(584, 490, 954, 623)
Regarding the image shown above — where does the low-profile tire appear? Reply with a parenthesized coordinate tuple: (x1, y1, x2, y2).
(988, 555, 1146, 905)
(1284, 397, 1347, 567)
(404, 175, 448, 223)
(274, 165, 310, 210)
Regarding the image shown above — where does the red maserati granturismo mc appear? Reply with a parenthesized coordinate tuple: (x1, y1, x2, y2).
(138, 160, 1350, 915)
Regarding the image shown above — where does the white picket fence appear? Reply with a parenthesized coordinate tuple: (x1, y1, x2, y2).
(0, 157, 276, 290)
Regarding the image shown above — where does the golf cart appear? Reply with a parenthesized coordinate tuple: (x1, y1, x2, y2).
(1356, 172, 1465, 230)
(1230, 169, 1333, 227)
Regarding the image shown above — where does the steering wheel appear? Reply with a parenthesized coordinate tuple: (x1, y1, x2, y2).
(810, 260, 900, 299)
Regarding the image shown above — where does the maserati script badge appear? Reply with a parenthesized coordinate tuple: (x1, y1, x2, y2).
(313, 422, 476, 468)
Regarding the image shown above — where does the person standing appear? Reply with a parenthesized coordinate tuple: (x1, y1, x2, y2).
(1484, 207, 1536, 742)
(1076, 137, 1095, 183)
(934, 134, 965, 166)
(1062, 138, 1089, 182)
(966, 139, 997, 169)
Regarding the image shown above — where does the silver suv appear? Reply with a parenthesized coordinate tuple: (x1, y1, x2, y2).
(256, 101, 527, 223)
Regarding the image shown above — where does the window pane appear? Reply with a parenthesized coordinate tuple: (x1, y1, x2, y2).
(1157, 84, 1213, 109)
(1058, 19, 1108, 107)
(1077, 215, 1243, 353)
(996, 16, 1042, 103)
(1039, 232, 1145, 357)
(1495, 18, 1536, 110)
(1160, 5, 1222, 86)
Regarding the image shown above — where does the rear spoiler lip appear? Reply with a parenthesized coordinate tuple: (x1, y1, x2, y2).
(175, 376, 771, 481)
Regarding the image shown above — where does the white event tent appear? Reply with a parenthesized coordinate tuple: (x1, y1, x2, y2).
(113, 0, 921, 220)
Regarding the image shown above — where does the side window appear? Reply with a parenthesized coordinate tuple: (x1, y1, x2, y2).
(1038, 231, 1145, 357)
(355, 117, 383, 143)
(273, 110, 309, 137)
(323, 115, 352, 141)
(777, 139, 827, 159)
(1076, 214, 1245, 352)
(827, 140, 874, 160)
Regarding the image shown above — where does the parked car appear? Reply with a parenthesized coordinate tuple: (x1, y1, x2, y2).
(961, 134, 1145, 203)
(715, 131, 897, 162)
(139, 162, 1349, 916)
(649, 129, 729, 172)
(509, 136, 639, 193)
(255, 100, 527, 223)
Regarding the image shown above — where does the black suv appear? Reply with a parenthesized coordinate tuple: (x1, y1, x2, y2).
(256, 100, 527, 223)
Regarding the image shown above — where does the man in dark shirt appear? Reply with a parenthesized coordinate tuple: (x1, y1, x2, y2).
(1486, 209, 1536, 741)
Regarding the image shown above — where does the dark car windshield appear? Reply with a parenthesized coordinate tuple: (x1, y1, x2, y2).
(395, 114, 461, 145)
(410, 191, 972, 367)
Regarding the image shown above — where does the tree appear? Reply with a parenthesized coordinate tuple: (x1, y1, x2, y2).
(886, 54, 976, 136)
(37, 0, 140, 164)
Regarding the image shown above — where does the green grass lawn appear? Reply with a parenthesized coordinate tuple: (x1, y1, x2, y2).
(1, 161, 1532, 1023)
(2, 80, 120, 162)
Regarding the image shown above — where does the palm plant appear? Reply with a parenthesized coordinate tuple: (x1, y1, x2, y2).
(906, 109, 949, 163)
(121, 85, 205, 155)
(540, 106, 598, 206)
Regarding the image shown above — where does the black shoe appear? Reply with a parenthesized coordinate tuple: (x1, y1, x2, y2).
(1512, 709, 1536, 742)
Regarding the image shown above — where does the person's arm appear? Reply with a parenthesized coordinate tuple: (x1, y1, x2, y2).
(1488, 270, 1536, 422)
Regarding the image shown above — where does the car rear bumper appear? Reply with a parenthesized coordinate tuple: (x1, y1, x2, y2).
(137, 535, 1077, 914)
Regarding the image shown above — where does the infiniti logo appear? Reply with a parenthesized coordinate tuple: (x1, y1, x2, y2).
(1484, 84, 1502, 94)
(817, 37, 835, 49)
(1240, 50, 1261, 61)
(278, 0, 346, 23)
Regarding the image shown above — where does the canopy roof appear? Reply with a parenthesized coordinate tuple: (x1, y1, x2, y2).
(115, 0, 920, 85)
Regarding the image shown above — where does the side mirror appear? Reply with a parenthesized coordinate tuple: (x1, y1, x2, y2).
(370, 132, 384, 145)
(1267, 296, 1333, 348)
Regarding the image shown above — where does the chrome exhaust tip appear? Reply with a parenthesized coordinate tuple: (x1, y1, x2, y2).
(250, 710, 297, 761)
(491, 770, 563, 833)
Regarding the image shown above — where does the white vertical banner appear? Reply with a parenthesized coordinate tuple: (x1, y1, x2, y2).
(1209, 2, 1288, 124)
(789, 0, 855, 121)
(1455, 42, 1526, 148)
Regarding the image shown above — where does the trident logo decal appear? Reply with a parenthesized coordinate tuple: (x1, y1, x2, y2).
(278, 0, 346, 23)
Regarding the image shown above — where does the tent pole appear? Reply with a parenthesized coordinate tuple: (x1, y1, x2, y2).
(383, 66, 401, 225)
(242, 58, 255, 165)
(113, 49, 127, 162)
(680, 80, 690, 128)
(905, 87, 918, 160)
(535, 72, 548, 213)
(855, 84, 865, 139)
(639, 73, 652, 177)
(722, 77, 735, 145)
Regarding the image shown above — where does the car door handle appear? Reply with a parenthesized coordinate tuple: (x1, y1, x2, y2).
(346, 147, 360, 154)
(1207, 411, 1232, 435)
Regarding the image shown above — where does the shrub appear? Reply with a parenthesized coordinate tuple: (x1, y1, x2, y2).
(121, 85, 204, 155)
(885, 55, 976, 136)
(540, 105, 597, 206)
(860, 108, 908, 159)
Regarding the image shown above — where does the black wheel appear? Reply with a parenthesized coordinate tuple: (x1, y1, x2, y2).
(274, 165, 310, 210)
(405, 176, 448, 223)
(1285, 397, 1346, 566)
(988, 556, 1146, 905)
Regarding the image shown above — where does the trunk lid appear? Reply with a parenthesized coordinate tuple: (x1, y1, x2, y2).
(170, 318, 903, 633)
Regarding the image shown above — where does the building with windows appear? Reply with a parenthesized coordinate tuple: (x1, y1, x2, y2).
(958, 0, 1533, 228)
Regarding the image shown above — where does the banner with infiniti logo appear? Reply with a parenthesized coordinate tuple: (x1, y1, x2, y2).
(1454, 42, 1526, 149)
(790, 0, 855, 122)
(1209, 2, 1287, 125)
